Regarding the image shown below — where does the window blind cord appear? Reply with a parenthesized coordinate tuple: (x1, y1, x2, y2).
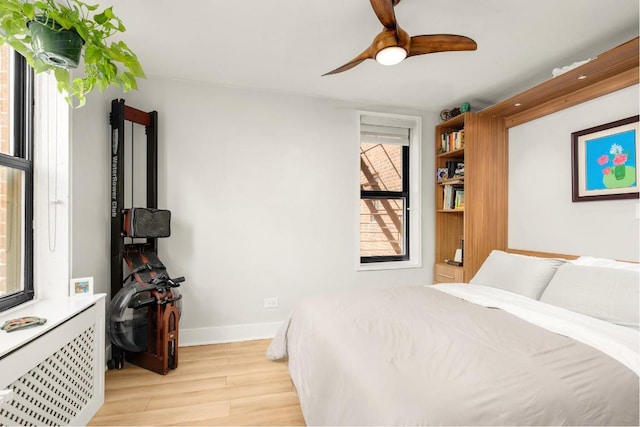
(131, 121, 134, 209)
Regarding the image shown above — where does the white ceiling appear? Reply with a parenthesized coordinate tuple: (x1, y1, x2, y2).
(109, 0, 639, 112)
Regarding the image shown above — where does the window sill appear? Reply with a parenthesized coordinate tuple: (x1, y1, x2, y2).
(357, 260, 422, 271)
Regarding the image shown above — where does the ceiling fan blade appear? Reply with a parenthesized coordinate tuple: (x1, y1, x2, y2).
(322, 49, 373, 76)
(408, 34, 477, 57)
(370, 0, 398, 29)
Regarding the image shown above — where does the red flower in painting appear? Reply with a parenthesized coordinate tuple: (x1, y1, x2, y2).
(597, 154, 609, 165)
(603, 167, 611, 175)
(612, 153, 628, 166)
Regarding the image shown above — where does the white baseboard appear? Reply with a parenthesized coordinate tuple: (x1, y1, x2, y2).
(179, 321, 282, 347)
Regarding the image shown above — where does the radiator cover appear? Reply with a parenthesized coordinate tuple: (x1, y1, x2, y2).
(0, 297, 105, 426)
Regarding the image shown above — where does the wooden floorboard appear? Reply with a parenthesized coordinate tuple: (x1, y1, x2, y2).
(89, 339, 305, 426)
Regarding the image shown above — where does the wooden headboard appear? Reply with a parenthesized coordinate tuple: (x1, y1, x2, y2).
(507, 248, 638, 263)
(506, 248, 578, 260)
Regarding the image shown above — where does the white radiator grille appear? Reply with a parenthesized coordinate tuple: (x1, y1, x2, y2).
(0, 325, 95, 426)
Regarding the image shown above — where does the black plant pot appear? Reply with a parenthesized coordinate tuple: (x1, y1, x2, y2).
(27, 17, 84, 69)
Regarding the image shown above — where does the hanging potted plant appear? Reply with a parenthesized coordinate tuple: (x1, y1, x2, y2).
(0, 0, 145, 107)
(28, 15, 85, 69)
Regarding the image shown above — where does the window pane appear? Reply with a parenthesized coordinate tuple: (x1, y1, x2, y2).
(360, 198, 404, 257)
(0, 166, 24, 297)
(360, 143, 403, 192)
(0, 44, 14, 156)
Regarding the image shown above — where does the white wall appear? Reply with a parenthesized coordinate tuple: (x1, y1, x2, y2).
(71, 77, 435, 344)
(70, 85, 120, 298)
(69, 75, 639, 346)
(509, 85, 639, 261)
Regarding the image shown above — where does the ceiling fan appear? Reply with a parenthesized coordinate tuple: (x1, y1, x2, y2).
(322, 0, 477, 76)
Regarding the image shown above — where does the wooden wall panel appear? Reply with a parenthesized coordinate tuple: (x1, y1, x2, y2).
(463, 114, 508, 280)
(505, 66, 639, 128)
(481, 38, 639, 121)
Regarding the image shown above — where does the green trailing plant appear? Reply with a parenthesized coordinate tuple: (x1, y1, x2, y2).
(0, 0, 145, 107)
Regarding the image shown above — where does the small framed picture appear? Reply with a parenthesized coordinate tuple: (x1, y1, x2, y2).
(69, 277, 94, 297)
(436, 168, 448, 181)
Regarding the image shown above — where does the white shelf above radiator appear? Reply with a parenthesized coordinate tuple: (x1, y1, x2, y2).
(0, 294, 106, 359)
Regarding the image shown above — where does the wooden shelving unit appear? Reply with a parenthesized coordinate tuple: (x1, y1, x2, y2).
(434, 113, 465, 282)
(432, 37, 638, 283)
(434, 112, 508, 282)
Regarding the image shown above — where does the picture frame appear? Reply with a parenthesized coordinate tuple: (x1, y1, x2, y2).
(436, 168, 448, 182)
(69, 276, 94, 297)
(571, 115, 639, 202)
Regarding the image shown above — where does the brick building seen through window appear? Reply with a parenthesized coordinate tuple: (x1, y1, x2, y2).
(0, 44, 34, 311)
(360, 139, 408, 260)
(0, 44, 10, 296)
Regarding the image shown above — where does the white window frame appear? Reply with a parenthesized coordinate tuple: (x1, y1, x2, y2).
(356, 111, 422, 271)
(33, 71, 71, 300)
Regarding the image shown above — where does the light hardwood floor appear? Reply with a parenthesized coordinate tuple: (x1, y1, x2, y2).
(89, 339, 305, 426)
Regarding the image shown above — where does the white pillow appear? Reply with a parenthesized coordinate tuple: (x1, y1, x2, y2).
(469, 250, 566, 299)
(571, 256, 639, 272)
(540, 263, 639, 329)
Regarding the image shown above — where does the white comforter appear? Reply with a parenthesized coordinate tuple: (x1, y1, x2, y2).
(433, 284, 640, 375)
(268, 284, 640, 426)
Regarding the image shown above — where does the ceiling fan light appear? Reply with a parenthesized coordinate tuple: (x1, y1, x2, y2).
(375, 46, 407, 66)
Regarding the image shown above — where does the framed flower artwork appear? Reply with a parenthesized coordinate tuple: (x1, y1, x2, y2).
(571, 115, 639, 202)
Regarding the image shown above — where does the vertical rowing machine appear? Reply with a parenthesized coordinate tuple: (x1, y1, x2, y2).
(107, 99, 185, 375)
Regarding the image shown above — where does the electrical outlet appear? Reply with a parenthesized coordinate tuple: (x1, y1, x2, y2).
(263, 297, 279, 309)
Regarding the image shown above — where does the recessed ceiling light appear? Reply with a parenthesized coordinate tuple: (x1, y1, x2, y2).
(578, 75, 587, 80)
(514, 103, 521, 107)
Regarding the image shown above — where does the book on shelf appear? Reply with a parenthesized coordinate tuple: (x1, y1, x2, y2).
(454, 190, 465, 210)
(440, 130, 465, 153)
(442, 184, 464, 210)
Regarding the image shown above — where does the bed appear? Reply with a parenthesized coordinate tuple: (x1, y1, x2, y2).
(267, 250, 639, 426)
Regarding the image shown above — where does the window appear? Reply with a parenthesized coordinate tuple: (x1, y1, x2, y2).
(0, 45, 34, 311)
(358, 113, 421, 268)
